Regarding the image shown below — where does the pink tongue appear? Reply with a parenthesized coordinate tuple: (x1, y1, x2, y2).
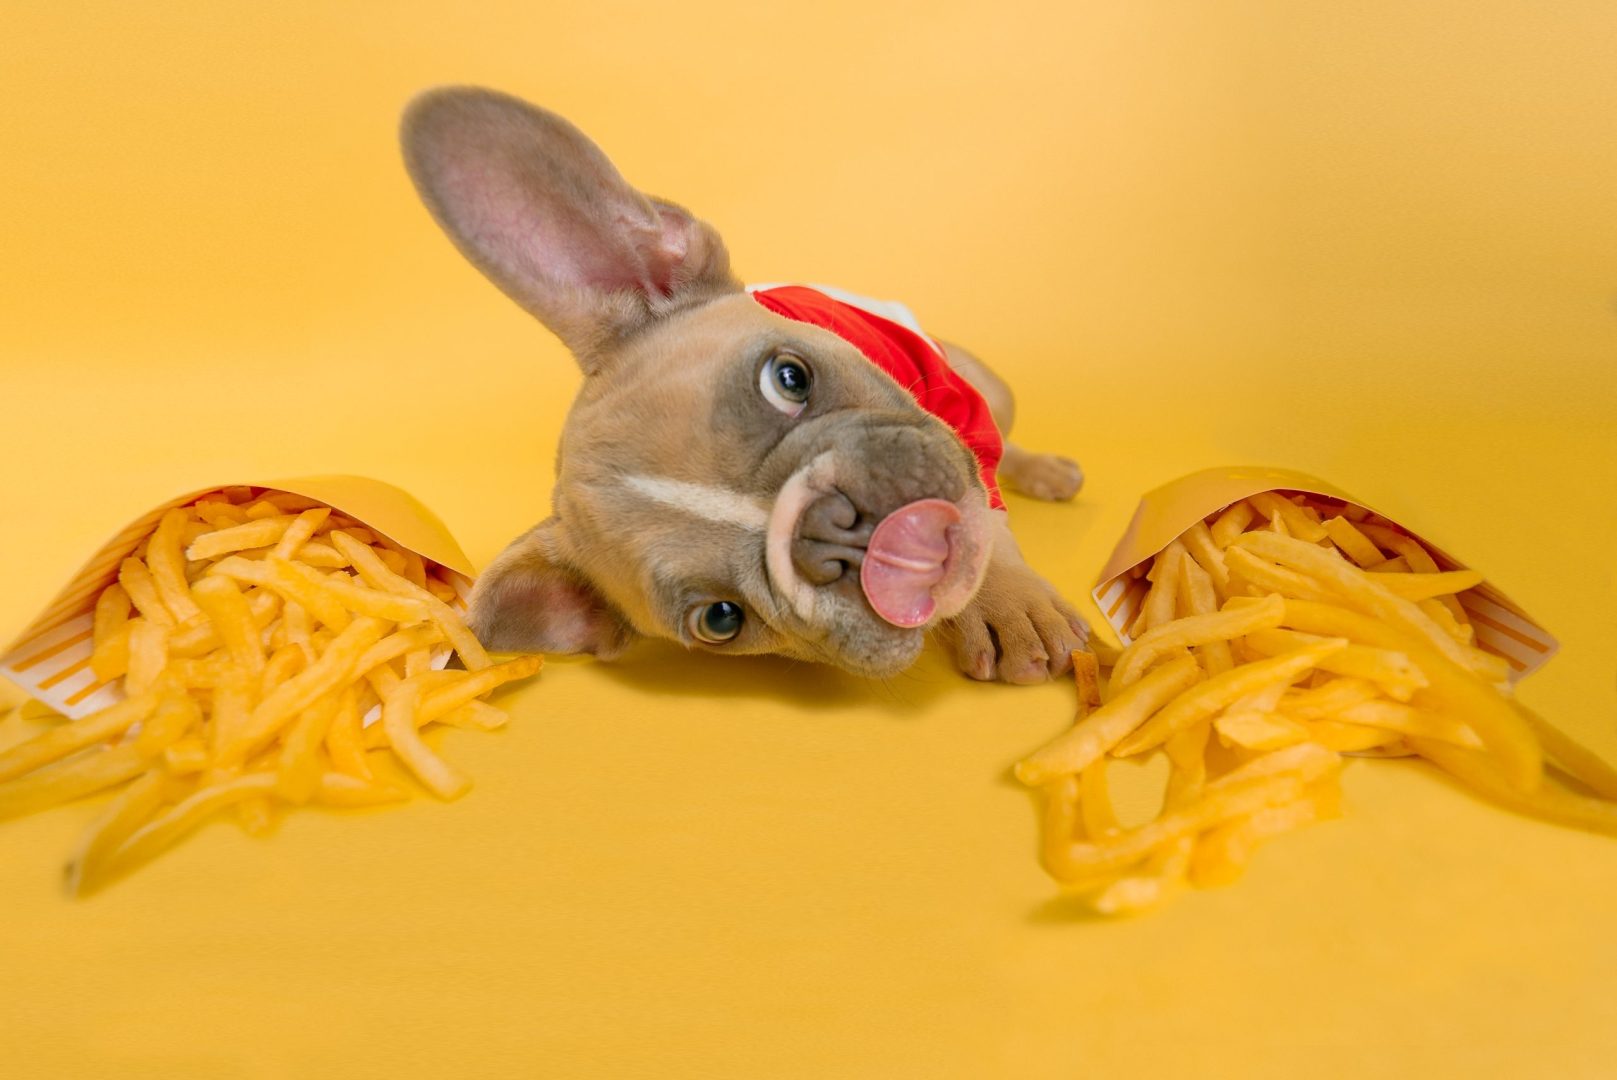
(860, 499, 961, 628)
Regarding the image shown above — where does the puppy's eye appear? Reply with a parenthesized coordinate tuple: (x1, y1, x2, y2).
(690, 600, 745, 644)
(759, 352, 812, 417)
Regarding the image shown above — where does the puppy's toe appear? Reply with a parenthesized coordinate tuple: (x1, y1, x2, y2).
(990, 613, 1053, 685)
(942, 615, 997, 682)
(1031, 605, 1085, 679)
(1003, 452, 1085, 502)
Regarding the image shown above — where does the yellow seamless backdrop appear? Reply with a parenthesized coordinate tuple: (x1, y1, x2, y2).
(2, 3, 1614, 1077)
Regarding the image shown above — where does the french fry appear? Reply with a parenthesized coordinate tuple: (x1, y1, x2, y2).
(1179, 521, 1231, 597)
(1277, 676, 1382, 721)
(185, 516, 297, 561)
(315, 772, 409, 807)
(437, 700, 511, 732)
(418, 655, 544, 726)
(1413, 739, 1617, 839)
(93, 582, 131, 654)
(1355, 521, 1470, 625)
(1044, 773, 1314, 882)
(258, 645, 305, 698)
(1038, 775, 1082, 880)
(1246, 492, 1327, 542)
(282, 599, 314, 663)
(1111, 594, 1284, 689)
(1215, 712, 1310, 752)
(1233, 532, 1487, 678)
(1178, 557, 1234, 676)
(1163, 721, 1211, 804)
(1366, 569, 1483, 601)
(124, 620, 170, 696)
(190, 574, 266, 676)
(1071, 651, 1101, 718)
(1079, 757, 1119, 839)
(135, 691, 202, 756)
(255, 492, 326, 513)
(90, 608, 134, 681)
(1224, 547, 1336, 604)
(395, 546, 428, 589)
(330, 531, 491, 670)
(1114, 639, 1348, 757)
(0, 692, 159, 782)
(1322, 516, 1384, 568)
(352, 625, 443, 683)
(383, 678, 471, 800)
(1189, 779, 1339, 888)
(119, 557, 176, 628)
(273, 557, 429, 624)
(1088, 719, 1215, 913)
(276, 694, 339, 804)
(1243, 628, 1428, 701)
(208, 555, 352, 631)
(1014, 656, 1202, 785)
(0, 744, 153, 821)
(1303, 720, 1402, 753)
(226, 617, 388, 765)
(1277, 599, 1540, 790)
(1336, 700, 1481, 748)
(63, 770, 171, 896)
(1208, 501, 1255, 548)
(1516, 706, 1617, 801)
(236, 795, 278, 837)
(1418, 597, 1475, 645)
(271, 507, 332, 560)
(295, 541, 348, 568)
(323, 687, 372, 781)
(103, 773, 281, 880)
(148, 508, 204, 622)
(194, 500, 248, 528)
(1087, 637, 1122, 668)
(163, 738, 209, 775)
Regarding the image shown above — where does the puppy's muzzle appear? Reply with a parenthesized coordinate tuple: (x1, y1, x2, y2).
(790, 489, 873, 585)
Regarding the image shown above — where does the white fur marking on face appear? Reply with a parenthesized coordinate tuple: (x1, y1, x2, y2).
(764, 451, 840, 622)
(623, 475, 770, 532)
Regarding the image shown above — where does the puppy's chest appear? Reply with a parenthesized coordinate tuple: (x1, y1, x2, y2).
(747, 282, 1005, 509)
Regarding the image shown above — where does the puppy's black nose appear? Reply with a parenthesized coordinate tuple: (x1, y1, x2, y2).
(792, 490, 874, 586)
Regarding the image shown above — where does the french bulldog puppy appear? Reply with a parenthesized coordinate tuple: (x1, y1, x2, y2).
(401, 87, 1090, 683)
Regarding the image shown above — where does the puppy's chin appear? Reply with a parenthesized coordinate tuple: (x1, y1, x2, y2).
(809, 617, 927, 679)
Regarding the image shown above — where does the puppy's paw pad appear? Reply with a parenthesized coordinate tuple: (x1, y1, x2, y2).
(1003, 453, 1084, 501)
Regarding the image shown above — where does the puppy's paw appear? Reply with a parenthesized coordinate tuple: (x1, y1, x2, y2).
(1001, 447, 1084, 502)
(938, 563, 1090, 685)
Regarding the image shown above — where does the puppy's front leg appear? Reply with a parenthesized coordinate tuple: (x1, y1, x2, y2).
(937, 515, 1090, 684)
(938, 339, 1085, 502)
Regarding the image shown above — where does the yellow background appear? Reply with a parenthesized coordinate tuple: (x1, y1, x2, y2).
(4, 2, 1616, 1076)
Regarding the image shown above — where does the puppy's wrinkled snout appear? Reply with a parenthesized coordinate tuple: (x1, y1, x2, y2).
(791, 490, 873, 586)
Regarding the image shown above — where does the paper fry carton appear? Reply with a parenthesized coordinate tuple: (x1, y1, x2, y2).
(1091, 466, 1558, 681)
(1, 476, 474, 719)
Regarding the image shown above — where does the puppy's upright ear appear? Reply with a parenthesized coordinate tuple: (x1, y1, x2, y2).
(467, 520, 638, 659)
(401, 87, 738, 368)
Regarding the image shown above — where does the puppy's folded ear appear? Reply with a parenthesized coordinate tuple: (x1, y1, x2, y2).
(400, 86, 738, 368)
(467, 519, 637, 659)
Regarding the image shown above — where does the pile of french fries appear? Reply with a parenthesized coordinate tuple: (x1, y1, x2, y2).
(0, 487, 540, 895)
(1017, 491, 1617, 915)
